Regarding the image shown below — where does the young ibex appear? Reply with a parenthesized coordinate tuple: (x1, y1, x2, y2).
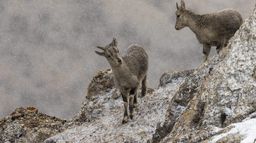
(95, 38, 148, 123)
(175, 0, 243, 61)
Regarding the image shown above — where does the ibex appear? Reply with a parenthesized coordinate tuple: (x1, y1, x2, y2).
(95, 38, 148, 123)
(175, 0, 243, 61)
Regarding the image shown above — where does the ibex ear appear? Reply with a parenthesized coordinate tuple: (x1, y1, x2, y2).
(176, 2, 179, 10)
(111, 38, 117, 47)
(95, 46, 105, 56)
(95, 51, 105, 56)
(180, 0, 185, 10)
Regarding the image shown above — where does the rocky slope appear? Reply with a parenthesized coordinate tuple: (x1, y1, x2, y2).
(1, 4, 256, 143)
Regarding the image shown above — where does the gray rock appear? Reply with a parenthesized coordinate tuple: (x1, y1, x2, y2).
(159, 69, 194, 87)
(86, 69, 115, 99)
(0, 107, 65, 143)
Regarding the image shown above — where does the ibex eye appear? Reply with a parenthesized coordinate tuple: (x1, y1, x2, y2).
(177, 15, 180, 18)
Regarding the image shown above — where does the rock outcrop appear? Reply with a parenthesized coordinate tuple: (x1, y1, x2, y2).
(86, 69, 115, 99)
(0, 107, 66, 143)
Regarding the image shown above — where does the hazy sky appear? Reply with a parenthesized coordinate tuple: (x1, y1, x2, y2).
(0, 0, 254, 119)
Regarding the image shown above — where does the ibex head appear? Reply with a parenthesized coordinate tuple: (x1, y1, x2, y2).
(175, 0, 188, 30)
(95, 38, 122, 67)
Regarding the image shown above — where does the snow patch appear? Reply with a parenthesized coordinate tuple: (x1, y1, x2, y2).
(210, 119, 256, 143)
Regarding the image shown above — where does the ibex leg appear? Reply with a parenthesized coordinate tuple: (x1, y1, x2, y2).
(121, 89, 130, 124)
(203, 44, 211, 62)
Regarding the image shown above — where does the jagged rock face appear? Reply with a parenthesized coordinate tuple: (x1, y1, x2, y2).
(0, 107, 65, 143)
(153, 62, 215, 142)
(161, 6, 256, 143)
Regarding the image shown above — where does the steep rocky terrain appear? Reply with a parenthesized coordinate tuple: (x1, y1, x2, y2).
(1, 4, 256, 143)
(0, 107, 66, 143)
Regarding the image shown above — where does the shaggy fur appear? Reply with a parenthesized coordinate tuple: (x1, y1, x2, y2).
(175, 0, 243, 61)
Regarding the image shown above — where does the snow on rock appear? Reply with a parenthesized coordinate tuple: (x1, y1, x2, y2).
(210, 117, 256, 143)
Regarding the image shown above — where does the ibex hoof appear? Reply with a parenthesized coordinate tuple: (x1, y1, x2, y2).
(122, 119, 128, 124)
(130, 114, 133, 120)
(122, 116, 128, 124)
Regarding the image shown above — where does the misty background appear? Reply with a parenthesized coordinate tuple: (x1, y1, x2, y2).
(0, 0, 254, 119)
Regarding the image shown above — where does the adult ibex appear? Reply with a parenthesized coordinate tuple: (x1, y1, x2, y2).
(95, 38, 148, 123)
(175, 0, 243, 61)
